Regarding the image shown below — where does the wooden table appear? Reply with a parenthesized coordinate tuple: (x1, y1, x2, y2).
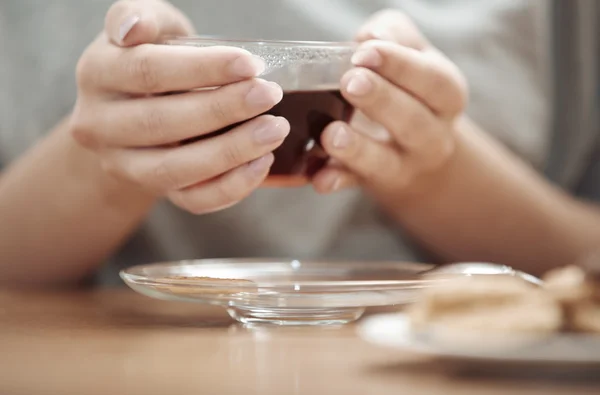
(0, 289, 598, 395)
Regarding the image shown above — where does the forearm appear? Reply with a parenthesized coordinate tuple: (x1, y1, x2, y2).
(383, 117, 600, 274)
(0, 118, 156, 287)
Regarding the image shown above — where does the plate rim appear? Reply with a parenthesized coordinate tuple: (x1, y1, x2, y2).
(357, 313, 600, 365)
(120, 259, 435, 291)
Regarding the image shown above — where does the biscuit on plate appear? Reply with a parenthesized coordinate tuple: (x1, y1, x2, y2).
(543, 254, 600, 333)
(543, 265, 594, 304)
(570, 301, 600, 334)
(408, 275, 562, 335)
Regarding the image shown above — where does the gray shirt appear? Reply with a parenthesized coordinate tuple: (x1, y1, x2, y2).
(0, 0, 573, 284)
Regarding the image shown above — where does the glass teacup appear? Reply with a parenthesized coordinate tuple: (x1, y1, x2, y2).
(164, 37, 355, 187)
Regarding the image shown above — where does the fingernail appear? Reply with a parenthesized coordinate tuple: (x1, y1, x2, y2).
(230, 54, 266, 78)
(330, 176, 342, 192)
(253, 116, 290, 144)
(119, 15, 141, 44)
(246, 80, 283, 108)
(370, 29, 394, 41)
(346, 73, 372, 96)
(351, 48, 382, 68)
(247, 153, 275, 175)
(332, 124, 351, 149)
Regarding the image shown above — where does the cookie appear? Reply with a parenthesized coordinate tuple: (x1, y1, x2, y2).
(408, 275, 537, 330)
(570, 301, 600, 334)
(427, 292, 562, 335)
(543, 262, 600, 332)
(543, 265, 594, 304)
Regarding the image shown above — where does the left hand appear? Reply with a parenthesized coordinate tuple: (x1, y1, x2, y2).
(312, 10, 468, 201)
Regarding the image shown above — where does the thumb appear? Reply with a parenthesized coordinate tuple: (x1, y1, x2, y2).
(105, 0, 195, 47)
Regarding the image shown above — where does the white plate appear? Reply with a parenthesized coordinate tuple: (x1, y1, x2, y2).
(358, 313, 600, 366)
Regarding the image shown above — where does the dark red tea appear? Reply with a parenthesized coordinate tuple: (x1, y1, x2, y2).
(183, 90, 353, 187)
(265, 90, 353, 187)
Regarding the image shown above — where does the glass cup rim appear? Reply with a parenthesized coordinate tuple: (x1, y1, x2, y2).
(162, 35, 357, 49)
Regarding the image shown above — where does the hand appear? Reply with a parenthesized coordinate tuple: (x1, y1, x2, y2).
(312, 10, 468, 202)
(70, 0, 289, 214)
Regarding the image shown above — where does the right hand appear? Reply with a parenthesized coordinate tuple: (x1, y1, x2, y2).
(70, 0, 288, 214)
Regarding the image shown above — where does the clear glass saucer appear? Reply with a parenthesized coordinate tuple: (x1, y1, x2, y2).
(120, 259, 435, 326)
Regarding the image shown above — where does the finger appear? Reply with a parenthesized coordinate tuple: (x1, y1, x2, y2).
(105, 0, 194, 46)
(355, 9, 428, 50)
(321, 122, 409, 190)
(79, 43, 265, 94)
(168, 154, 274, 215)
(311, 166, 358, 194)
(340, 67, 443, 152)
(74, 78, 283, 147)
(351, 40, 468, 116)
(100, 115, 289, 193)
(350, 110, 393, 143)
